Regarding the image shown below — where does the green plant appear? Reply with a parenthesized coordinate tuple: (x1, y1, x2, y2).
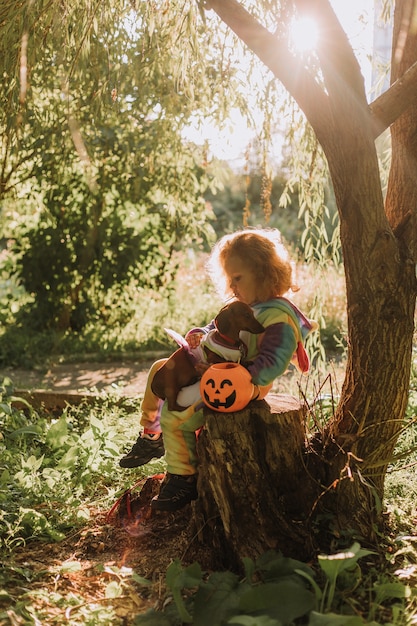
(0, 250, 346, 368)
(1, 0, 222, 334)
(133, 543, 413, 626)
(314, 542, 375, 613)
(1, 375, 417, 624)
(0, 380, 144, 552)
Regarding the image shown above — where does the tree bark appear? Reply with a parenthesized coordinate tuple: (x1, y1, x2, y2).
(193, 394, 320, 568)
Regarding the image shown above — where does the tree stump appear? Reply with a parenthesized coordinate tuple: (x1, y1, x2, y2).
(193, 393, 316, 568)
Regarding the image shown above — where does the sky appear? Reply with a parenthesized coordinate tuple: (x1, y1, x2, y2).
(183, 0, 378, 164)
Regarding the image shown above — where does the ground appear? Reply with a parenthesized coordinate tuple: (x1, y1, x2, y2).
(0, 358, 156, 397)
(9, 492, 212, 623)
(3, 361, 415, 623)
(1, 359, 220, 624)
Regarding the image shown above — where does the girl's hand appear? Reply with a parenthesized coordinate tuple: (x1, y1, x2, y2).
(186, 331, 204, 349)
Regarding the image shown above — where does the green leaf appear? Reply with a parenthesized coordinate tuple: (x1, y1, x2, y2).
(242, 557, 256, 582)
(295, 568, 323, 602)
(373, 581, 411, 604)
(239, 580, 315, 623)
(255, 551, 315, 581)
(10, 396, 34, 410)
(133, 609, 172, 625)
(23, 454, 44, 471)
(105, 581, 123, 598)
(0, 402, 12, 415)
(193, 571, 241, 626)
(0, 469, 10, 484)
(104, 441, 120, 456)
(132, 573, 152, 586)
(76, 507, 90, 521)
(228, 616, 282, 626)
(308, 611, 365, 625)
(166, 560, 203, 590)
(90, 414, 104, 434)
(8, 425, 42, 438)
(20, 508, 65, 542)
(166, 559, 203, 623)
(46, 417, 69, 449)
(57, 445, 79, 469)
(318, 542, 375, 582)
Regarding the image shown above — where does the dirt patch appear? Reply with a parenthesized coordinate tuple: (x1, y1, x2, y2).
(0, 359, 157, 396)
(8, 477, 216, 624)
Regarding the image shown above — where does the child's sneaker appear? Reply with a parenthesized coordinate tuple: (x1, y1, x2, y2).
(119, 433, 165, 468)
(151, 473, 197, 511)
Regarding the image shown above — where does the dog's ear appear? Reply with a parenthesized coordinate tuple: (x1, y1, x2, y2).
(215, 308, 232, 335)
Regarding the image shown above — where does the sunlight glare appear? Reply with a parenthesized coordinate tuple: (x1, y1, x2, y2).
(182, 1, 374, 161)
(289, 16, 320, 54)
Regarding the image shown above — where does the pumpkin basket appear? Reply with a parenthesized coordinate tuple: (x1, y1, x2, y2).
(200, 362, 254, 413)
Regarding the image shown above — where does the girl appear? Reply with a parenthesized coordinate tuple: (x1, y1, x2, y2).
(121, 228, 315, 511)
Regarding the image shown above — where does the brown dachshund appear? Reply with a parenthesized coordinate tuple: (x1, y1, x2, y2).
(151, 301, 265, 411)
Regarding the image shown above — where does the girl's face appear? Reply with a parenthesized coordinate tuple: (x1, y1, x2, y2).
(224, 255, 258, 305)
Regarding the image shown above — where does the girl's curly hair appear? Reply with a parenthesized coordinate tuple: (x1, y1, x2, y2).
(207, 228, 298, 302)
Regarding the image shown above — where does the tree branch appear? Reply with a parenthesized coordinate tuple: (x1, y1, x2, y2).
(294, 0, 367, 109)
(295, 0, 367, 102)
(370, 60, 417, 138)
(204, 0, 331, 134)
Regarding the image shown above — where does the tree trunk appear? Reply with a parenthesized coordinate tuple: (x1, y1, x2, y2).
(193, 394, 322, 568)
(206, 0, 417, 546)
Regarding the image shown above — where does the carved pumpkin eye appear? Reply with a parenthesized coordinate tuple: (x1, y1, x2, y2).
(200, 363, 254, 413)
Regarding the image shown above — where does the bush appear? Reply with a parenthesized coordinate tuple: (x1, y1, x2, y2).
(0, 250, 346, 368)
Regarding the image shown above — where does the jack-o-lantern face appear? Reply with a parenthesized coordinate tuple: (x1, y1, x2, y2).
(200, 362, 254, 413)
